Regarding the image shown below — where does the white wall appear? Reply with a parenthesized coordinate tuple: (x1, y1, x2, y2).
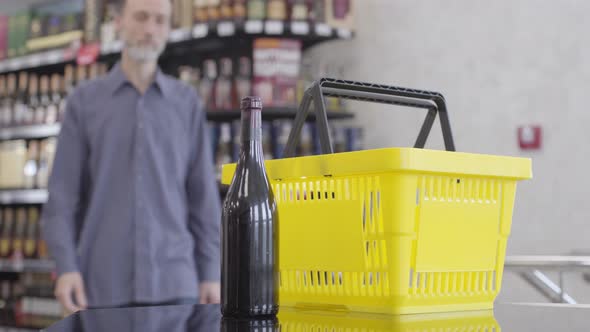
(306, 0, 590, 303)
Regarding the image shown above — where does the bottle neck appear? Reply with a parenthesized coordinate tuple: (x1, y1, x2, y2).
(240, 108, 264, 159)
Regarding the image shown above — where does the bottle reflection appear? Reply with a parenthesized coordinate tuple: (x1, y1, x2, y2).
(58, 304, 222, 332)
(221, 316, 279, 332)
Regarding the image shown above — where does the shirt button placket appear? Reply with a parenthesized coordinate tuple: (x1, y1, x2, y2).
(134, 96, 144, 302)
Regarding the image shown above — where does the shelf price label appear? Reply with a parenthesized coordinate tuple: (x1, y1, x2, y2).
(265, 21, 284, 35)
(291, 21, 309, 35)
(245, 20, 263, 34)
(337, 28, 352, 39)
(7, 58, 23, 70)
(315, 23, 332, 37)
(193, 23, 209, 38)
(169, 28, 191, 42)
(217, 22, 236, 37)
(28, 54, 42, 67)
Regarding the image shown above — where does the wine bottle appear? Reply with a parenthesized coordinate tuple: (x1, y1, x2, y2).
(46, 74, 61, 124)
(23, 140, 39, 189)
(4, 74, 16, 127)
(267, 0, 287, 20)
(36, 75, 51, 124)
(233, 0, 247, 20)
(200, 59, 217, 110)
(25, 74, 39, 125)
(23, 207, 39, 258)
(0, 76, 6, 127)
(215, 57, 235, 110)
(13, 72, 29, 126)
(12, 208, 27, 258)
(220, 0, 234, 19)
(247, 0, 267, 20)
(221, 97, 278, 317)
(235, 57, 252, 108)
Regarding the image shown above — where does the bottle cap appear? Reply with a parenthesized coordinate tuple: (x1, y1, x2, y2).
(241, 96, 262, 110)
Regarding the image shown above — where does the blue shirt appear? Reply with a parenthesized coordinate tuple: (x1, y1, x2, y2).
(41, 63, 221, 307)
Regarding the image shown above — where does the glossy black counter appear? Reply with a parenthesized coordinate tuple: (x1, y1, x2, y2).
(43, 302, 590, 331)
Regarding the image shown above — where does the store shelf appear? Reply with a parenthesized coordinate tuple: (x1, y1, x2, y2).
(0, 190, 48, 205)
(0, 327, 38, 332)
(0, 48, 77, 74)
(0, 110, 353, 141)
(207, 109, 354, 122)
(0, 259, 55, 273)
(0, 124, 61, 141)
(0, 21, 353, 74)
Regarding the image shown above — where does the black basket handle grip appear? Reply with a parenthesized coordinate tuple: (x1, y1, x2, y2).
(283, 78, 456, 158)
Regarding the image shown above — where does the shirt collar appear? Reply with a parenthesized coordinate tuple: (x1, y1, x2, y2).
(107, 62, 171, 98)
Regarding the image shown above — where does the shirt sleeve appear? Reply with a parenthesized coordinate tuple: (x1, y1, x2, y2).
(41, 90, 87, 276)
(186, 96, 222, 283)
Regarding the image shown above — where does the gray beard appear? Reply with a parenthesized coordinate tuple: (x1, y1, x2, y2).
(124, 43, 165, 62)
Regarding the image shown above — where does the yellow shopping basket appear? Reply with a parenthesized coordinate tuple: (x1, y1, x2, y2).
(222, 79, 532, 315)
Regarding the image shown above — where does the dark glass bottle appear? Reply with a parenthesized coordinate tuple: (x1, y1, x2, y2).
(222, 96, 279, 317)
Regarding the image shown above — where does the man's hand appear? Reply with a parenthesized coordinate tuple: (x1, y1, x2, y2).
(55, 272, 88, 314)
(199, 282, 221, 304)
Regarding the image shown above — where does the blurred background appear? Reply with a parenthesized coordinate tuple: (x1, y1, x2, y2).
(0, 0, 587, 329)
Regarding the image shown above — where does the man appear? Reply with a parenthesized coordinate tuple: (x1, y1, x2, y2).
(41, 0, 221, 313)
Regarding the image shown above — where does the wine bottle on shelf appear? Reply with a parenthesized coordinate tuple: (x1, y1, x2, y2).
(25, 74, 39, 125)
(36, 76, 51, 125)
(290, 0, 309, 20)
(46, 74, 61, 124)
(233, 0, 247, 20)
(23, 207, 39, 259)
(267, 0, 287, 20)
(277, 120, 291, 159)
(193, 0, 209, 23)
(37, 139, 52, 188)
(262, 122, 273, 160)
(216, 123, 233, 181)
(231, 119, 241, 161)
(220, 0, 234, 19)
(0, 208, 14, 258)
(64, 64, 75, 94)
(235, 56, 252, 108)
(0, 75, 6, 127)
(76, 65, 88, 86)
(215, 58, 235, 110)
(221, 96, 279, 317)
(200, 59, 217, 110)
(12, 208, 27, 259)
(3, 74, 16, 127)
(88, 63, 99, 80)
(13, 72, 29, 126)
(59, 65, 75, 122)
(23, 140, 39, 189)
(208, 0, 221, 21)
(332, 123, 346, 153)
(309, 0, 326, 23)
(299, 122, 313, 156)
(247, 0, 267, 20)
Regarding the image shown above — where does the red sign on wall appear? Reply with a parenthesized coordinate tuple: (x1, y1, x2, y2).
(518, 125, 542, 150)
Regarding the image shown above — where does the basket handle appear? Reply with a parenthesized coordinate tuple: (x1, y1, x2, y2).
(283, 78, 456, 157)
